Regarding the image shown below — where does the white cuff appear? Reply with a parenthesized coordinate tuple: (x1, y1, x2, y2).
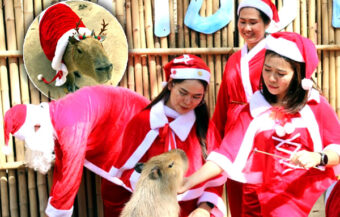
(197, 192, 226, 217)
(45, 197, 73, 217)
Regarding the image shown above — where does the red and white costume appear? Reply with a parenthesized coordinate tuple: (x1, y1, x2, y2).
(105, 101, 226, 217)
(209, 89, 340, 216)
(3, 85, 149, 217)
(39, 2, 91, 86)
(101, 54, 227, 217)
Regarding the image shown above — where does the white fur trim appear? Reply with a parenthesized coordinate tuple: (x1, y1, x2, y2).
(240, 39, 266, 101)
(302, 78, 313, 90)
(197, 192, 227, 217)
(265, 35, 304, 62)
(237, 0, 273, 19)
(45, 197, 74, 217)
(129, 170, 141, 190)
(51, 27, 91, 86)
(2, 145, 12, 155)
(275, 125, 286, 137)
(37, 74, 43, 80)
(177, 174, 227, 201)
(284, 122, 295, 134)
(84, 160, 132, 192)
(266, 0, 298, 33)
(170, 68, 210, 83)
(150, 100, 196, 141)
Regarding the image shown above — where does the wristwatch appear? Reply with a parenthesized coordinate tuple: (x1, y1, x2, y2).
(318, 152, 328, 166)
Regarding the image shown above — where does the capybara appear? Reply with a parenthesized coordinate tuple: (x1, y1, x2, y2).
(120, 149, 188, 217)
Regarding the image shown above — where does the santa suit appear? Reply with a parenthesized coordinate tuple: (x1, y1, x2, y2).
(212, 39, 267, 216)
(208, 89, 340, 216)
(102, 100, 227, 217)
(44, 85, 149, 216)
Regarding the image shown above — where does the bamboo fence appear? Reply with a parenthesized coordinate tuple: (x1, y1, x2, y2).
(0, 0, 339, 216)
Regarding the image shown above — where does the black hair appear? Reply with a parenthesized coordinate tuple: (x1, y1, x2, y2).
(260, 50, 309, 114)
(238, 7, 271, 25)
(145, 79, 209, 159)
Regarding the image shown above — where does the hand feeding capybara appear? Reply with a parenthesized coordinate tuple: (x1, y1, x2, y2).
(120, 149, 188, 217)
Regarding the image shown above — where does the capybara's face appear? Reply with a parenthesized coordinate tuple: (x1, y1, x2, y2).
(66, 37, 113, 83)
(141, 149, 188, 190)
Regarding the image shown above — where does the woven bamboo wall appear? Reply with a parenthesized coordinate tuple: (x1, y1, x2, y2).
(0, 0, 339, 216)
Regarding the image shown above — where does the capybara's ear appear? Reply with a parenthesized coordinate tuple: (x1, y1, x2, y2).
(149, 166, 162, 180)
(134, 162, 144, 173)
(68, 36, 78, 45)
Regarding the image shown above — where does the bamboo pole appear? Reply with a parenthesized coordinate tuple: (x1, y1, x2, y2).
(328, 0, 336, 109)
(308, 0, 318, 83)
(131, 0, 143, 95)
(86, 170, 95, 217)
(34, 0, 42, 16)
(4, 0, 20, 215)
(169, 0, 176, 48)
(184, 0, 190, 48)
(126, 0, 135, 91)
(77, 169, 88, 217)
(96, 176, 104, 217)
(213, 0, 222, 105)
(116, 0, 128, 88)
(177, 0, 184, 48)
(0, 0, 10, 216)
(206, 0, 214, 115)
(138, 0, 150, 99)
(300, 0, 307, 37)
(144, 0, 157, 99)
(13, 1, 29, 216)
(322, 0, 329, 100)
(317, 0, 322, 88)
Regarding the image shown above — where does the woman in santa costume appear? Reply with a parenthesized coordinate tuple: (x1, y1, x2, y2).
(212, 0, 279, 215)
(179, 32, 340, 216)
(2, 85, 149, 217)
(101, 54, 226, 217)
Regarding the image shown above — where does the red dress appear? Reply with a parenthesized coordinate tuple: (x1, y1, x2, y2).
(45, 85, 149, 217)
(209, 90, 340, 216)
(212, 40, 267, 217)
(102, 100, 227, 217)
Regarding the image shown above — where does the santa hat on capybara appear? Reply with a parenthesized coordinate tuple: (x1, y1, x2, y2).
(38, 2, 91, 86)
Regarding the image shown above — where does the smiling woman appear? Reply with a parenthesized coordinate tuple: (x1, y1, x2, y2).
(100, 54, 227, 217)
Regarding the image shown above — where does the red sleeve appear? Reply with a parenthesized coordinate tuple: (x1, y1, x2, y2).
(46, 124, 91, 215)
(212, 62, 230, 138)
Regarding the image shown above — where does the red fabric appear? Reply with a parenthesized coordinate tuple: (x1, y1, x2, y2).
(163, 54, 211, 81)
(261, 0, 279, 22)
(102, 106, 225, 216)
(39, 3, 85, 61)
(4, 104, 26, 145)
(212, 92, 340, 216)
(212, 44, 265, 217)
(269, 32, 319, 79)
(47, 85, 149, 211)
(326, 181, 340, 217)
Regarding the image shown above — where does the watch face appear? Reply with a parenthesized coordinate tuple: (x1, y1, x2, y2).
(23, 1, 128, 99)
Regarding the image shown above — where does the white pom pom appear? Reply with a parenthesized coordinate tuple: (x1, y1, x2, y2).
(275, 125, 286, 137)
(2, 145, 12, 155)
(161, 81, 168, 88)
(301, 78, 313, 90)
(284, 122, 295, 134)
(37, 74, 43, 81)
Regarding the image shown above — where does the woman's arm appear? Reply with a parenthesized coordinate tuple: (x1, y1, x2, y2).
(178, 161, 223, 193)
(290, 149, 340, 169)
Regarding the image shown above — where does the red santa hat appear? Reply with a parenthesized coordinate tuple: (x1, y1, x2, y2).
(3, 104, 27, 154)
(38, 2, 91, 86)
(163, 54, 211, 83)
(237, 0, 280, 22)
(265, 32, 319, 90)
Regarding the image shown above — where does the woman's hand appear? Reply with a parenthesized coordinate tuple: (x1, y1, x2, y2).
(177, 177, 191, 194)
(290, 150, 320, 169)
(188, 203, 211, 217)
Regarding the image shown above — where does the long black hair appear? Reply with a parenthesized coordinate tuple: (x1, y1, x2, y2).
(145, 79, 209, 159)
(260, 50, 309, 114)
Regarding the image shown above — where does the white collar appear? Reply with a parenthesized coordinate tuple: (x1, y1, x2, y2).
(250, 89, 320, 118)
(150, 100, 196, 141)
(242, 38, 267, 60)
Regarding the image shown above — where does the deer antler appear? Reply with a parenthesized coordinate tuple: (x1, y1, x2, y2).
(74, 18, 82, 34)
(98, 19, 108, 36)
